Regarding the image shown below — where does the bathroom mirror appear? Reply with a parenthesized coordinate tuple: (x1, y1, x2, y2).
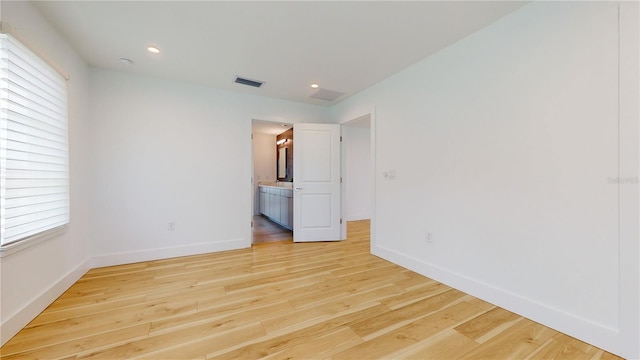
(278, 147, 287, 179)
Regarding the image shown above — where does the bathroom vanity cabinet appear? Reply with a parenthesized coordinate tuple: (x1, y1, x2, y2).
(259, 185, 293, 230)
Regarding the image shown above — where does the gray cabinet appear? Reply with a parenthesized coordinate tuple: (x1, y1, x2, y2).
(259, 187, 268, 214)
(269, 189, 280, 223)
(280, 189, 293, 229)
(259, 186, 293, 230)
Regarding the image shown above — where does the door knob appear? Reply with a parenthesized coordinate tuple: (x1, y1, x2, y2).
(295, 186, 304, 191)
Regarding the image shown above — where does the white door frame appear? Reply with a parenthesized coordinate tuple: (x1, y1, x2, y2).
(249, 109, 376, 249)
(249, 117, 292, 245)
(339, 108, 376, 249)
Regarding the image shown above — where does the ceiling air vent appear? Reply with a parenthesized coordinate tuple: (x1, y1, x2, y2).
(309, 88, 345, 102)
(234, 76, 264, 88)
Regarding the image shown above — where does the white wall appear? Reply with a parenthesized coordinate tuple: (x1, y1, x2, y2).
(88, 68, 329, 267)
(0, 1, 92, 345)
(332, 2, 639, 358)
(343, 123, 371, 221)
(253, 132, 277, 214)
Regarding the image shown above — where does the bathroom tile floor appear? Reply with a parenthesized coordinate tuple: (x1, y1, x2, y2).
(252, 215, 292, 244)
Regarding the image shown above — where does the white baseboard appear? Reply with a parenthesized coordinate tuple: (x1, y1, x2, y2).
(90, 238, 249, 268)
(0, 257, 91, 346)
(372, 244, 625, 359)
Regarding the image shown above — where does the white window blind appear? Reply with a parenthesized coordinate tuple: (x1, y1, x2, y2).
(0, 34, 69, 247)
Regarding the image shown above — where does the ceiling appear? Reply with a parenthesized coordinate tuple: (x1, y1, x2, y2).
(253, 120, 292, 136)
(32, 1, 525, 106)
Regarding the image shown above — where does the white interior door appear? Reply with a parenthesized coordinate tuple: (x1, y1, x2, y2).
(293, 123, 342, 242)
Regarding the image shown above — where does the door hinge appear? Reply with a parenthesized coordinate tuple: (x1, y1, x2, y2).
(340, 177, 343, 183)
(251, 133, 254, 140)
(340, 218, 343, 224)
(251, 220, 254, 227)
(340, 136, 343, 142)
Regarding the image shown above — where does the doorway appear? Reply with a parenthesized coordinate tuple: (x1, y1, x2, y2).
(251, 119, 293, 244)
(341, 113, 374, 245)
(251, 116, 374, 245)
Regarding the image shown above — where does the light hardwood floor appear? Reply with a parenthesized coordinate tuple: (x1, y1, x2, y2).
(1, 220, 623, 359)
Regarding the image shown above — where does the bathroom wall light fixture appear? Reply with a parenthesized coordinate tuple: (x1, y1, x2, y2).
(276, 139, 287, 145)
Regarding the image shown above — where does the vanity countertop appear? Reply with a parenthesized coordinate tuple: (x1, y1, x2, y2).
(258, 182, 293, 189)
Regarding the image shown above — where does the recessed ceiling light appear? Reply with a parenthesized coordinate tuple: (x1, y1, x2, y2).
(310, 83, 319, 88)
(147, 46, 160, 54)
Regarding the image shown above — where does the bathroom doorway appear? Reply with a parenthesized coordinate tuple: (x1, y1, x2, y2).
(251, 119, 293, 244)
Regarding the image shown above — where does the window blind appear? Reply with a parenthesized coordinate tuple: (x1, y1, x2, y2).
(0, 34, 69, 246)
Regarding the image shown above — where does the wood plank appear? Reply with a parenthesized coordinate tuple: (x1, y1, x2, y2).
(333, 299, 489, 360)
(45, 291, 146, 312)
(454, 306, 521, 342)
(133, 323, 265, 360)
(260, 327, 362, 360)
(393, 328, 480, 359)
(76, 321, 264, 359)
(348, 288, 468, 338)
(285, 268, 411, 311)
(527, 338, 591, 360)
(209, 303, 390, 360)
(149, 300, 294, 335)
(457, 317, 557, 359)
(2, 298, 197, 353)
(27, 295, 148, 327)
(0, 324, 150, 360)
(380, 281, 453, 310)
(261, 287, 398, 334)
(223, 264, 337, 292)
(525, 333, 600, 360)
